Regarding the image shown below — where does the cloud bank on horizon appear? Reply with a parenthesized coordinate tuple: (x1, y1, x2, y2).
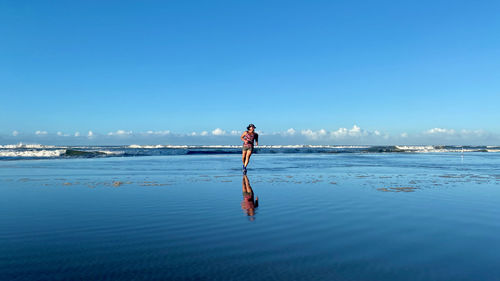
(1, 125, 498, 145)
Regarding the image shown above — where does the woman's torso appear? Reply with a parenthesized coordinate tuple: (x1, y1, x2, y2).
(243, 132, 255, 147)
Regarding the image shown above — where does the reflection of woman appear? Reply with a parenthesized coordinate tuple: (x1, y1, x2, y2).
(240, 124, 259, 174)
(241, 175, 258, 219)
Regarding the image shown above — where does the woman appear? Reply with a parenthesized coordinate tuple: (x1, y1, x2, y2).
(241, 174, 258, 219)
(240, 124, 258, 173)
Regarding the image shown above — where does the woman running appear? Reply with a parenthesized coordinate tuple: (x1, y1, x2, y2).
(240, 124, 258, 174)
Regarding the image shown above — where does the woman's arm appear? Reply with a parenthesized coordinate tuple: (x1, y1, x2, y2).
(255, 133, 259, 146)
(240, 132, 247, 142)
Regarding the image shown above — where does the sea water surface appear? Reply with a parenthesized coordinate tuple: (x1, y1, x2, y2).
(1, 150, 500, 280)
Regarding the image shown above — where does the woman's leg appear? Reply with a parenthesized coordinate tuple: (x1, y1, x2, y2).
(243, 175, 250, 192)
(244, 150, 252, 167)
(242, 150, 246, 165)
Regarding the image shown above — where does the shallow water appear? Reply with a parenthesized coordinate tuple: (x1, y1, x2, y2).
(1, 153, 500, 280)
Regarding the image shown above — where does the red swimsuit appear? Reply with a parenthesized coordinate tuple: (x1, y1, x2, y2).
(243, 132, 256, 148)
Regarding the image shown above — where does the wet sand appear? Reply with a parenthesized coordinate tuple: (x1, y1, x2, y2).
(1, 153, 500, 281)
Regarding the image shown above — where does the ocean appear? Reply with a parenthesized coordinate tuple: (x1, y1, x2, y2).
(1, 144, 500, 160)
(1, 145, 500, 280)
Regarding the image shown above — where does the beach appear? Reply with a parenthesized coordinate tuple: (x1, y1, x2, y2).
(1, 151, 500, 280)
(3, 0, 499, 279)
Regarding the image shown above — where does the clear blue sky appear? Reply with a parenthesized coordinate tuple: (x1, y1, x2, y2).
(1, 0, 499, 144)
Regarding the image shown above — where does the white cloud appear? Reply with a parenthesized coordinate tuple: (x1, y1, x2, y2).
(300, 125, 380, 141)
(330, 127, 348, 137)
(108, 130, 133, 136)
(211, 128, 226, 136)
(144, 130, 170, 135)
(348, 124, 362, 136)
(458, 129, 488, 137)
(422, 128, 491, 139)
(425, 128, 456, 135)
(286, 128, 296, 135)
(301, 129, 327, 140)
(10, 126, 497, 145)
(294, 125, 498, 144)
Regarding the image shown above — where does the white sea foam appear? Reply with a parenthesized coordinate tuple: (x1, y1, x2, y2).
(0, 143, 57, 149)
(396, 145, 435, 151)
(192, 145, 238, 148)
(0, 149, 66, 157)
(98, 150, 125, 155)
(395, 146, 491, 153)
(126, 144, 370, 149)
(395, 145, 442, 152)
(128, 144, 169, 149)
(293, 145, 369, 149)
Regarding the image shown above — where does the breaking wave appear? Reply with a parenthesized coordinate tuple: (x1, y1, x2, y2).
(0, 144, 499, 160)
(0, 149, 66, 158)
